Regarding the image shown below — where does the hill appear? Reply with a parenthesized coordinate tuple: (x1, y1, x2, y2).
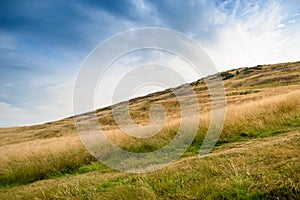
(0, 61, 299, 199)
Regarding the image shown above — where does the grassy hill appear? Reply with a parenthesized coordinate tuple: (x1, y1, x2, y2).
(0, 61, 299, 199)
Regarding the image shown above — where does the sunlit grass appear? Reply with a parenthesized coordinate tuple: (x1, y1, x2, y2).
(0, 61, 299, 198)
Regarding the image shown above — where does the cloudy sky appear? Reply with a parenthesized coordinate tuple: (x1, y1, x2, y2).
(0, 0, 299, 127)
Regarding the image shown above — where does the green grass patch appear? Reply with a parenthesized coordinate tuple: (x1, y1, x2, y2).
(184, 113, 300, 156)
(97, 176, 137, 191)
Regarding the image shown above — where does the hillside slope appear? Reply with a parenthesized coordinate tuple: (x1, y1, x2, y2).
(0, 61, 299, 199)
(1, 61, 299, 145)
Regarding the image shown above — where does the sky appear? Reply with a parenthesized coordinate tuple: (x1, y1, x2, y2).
(0, 0, 299, 127)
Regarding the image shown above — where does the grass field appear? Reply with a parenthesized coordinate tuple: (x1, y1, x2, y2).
(0, 61, 299, 199)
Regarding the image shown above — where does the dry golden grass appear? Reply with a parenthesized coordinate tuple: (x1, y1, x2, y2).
(0, 61, 299, 198)
(0, 81, 298, 187)
(105, 90, 300, 153)
(0, 136, 93, 185)
(0, 131, 298, 199)
(0, 119, 77, 147)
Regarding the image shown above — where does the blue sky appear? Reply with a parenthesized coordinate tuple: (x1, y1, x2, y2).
(0, 0, 299, 127)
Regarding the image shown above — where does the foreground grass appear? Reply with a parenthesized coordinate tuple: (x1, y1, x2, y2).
(0, 132, 299, 199)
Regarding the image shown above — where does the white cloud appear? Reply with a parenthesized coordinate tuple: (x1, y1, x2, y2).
(288, 19, 296, 24)
(201, 0, 299, 70)
(0, 102, 31, 127)
(132, 0, 151, 12)
(0, 99, 73, 127)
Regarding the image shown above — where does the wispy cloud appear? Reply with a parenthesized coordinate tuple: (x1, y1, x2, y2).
(204, 0, 289, 68)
